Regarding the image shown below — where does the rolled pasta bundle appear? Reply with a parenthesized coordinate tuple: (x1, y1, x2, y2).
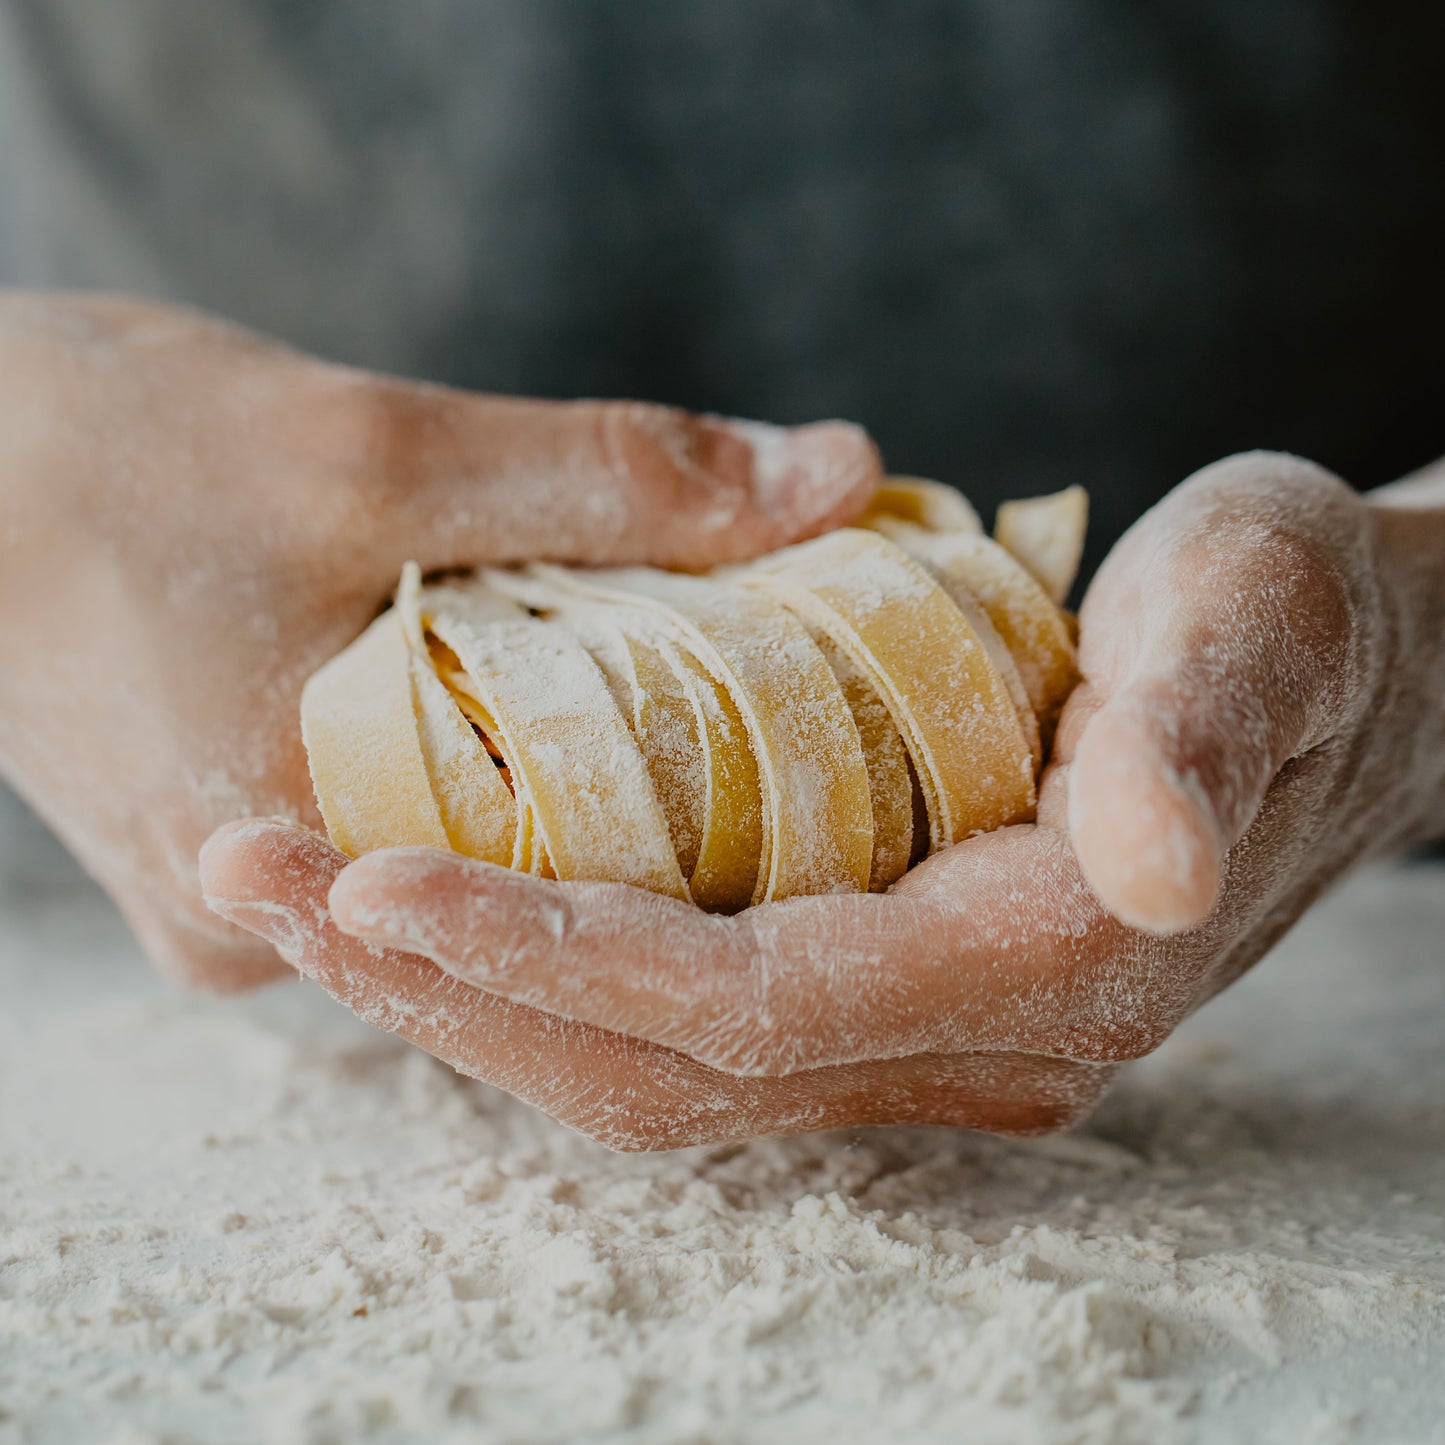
(301, 482, 1086, 911)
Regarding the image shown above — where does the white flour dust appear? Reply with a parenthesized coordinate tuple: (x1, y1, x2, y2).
(1, 797, 1443, 1445)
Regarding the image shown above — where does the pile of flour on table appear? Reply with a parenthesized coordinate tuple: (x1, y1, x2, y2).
(1, 794, 1442, 1444)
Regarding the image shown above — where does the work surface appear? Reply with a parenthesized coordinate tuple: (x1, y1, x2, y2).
(1, 794, 1442, 1445)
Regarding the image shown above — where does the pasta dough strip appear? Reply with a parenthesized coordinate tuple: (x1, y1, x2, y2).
(746, 529, 1037, 847)
(480, 571, 766, 912)
(809, 630, 915, 891)
(542, 605, 708, 880)
(301, 608, 452, 857)
(865, 476, 983, 534)
(424, 604, 688, 899)
(398, 568, 520, 865)
(526, 565, 874, 903)
(614, 632, 706, 879)
(868, 520, 1080, 744)
(994, 486, 1089, 605)
(665, 638, 766, 912)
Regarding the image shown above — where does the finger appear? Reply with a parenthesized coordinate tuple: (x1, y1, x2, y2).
(327, 834, 1161, 1074)
(203, 820, 1113, 1146)
(329, 845, 768, 1058)
(1069, 451, 1362, 933)
(324, 376, 881, 572)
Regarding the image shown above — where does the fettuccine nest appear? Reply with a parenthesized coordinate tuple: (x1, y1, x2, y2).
(302, 480, 1086, 911)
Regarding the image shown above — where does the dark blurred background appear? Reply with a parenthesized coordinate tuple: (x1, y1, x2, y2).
(1, 1, 1442, 573)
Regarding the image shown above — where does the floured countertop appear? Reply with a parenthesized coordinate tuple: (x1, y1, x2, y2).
(1, 787, 1442, 1445)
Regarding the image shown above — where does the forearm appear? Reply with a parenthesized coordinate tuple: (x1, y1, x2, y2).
(1366, 461, 1445, 847)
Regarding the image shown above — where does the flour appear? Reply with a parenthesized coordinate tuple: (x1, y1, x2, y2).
(3, 807, 1444, 1445)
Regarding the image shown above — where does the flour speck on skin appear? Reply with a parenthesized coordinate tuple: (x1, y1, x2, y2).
(2, 789, 1443, 1445)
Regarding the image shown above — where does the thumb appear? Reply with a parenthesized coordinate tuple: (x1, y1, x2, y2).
(1066, 674, 1276, 934)
(346, 381, 881, 572)
(1067, 453, 1361, 934)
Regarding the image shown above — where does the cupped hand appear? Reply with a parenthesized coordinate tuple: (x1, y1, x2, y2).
(0, 291, 879, 990)
(203, 451, 1445, 1147)
(200, 819, 1118, 1149)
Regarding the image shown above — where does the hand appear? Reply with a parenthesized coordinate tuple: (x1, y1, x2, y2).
(199, 820, 1120, 1148)
(202, 451, 1445, 1147)
(0, 291, 879, 990)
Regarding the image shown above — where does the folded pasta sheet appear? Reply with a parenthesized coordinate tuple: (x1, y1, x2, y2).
(301, 480, 1087, 911)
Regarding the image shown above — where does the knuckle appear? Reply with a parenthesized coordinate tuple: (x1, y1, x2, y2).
(602, 407, 684, 512)
(279, 366, 408, 471)
(1166, 468, 1360, 651)
(1252, 530, 1355, 653)
(598, 400, 690, 480)
(222, 368, 398, 565)
(271, 369, 434, 534)
(600, 401, 747, 511)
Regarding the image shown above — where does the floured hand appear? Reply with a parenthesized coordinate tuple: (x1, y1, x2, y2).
(203, 451, 1445, 1147)
(200, 819, 1118, 1148)
(0, 291, 879, 990)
